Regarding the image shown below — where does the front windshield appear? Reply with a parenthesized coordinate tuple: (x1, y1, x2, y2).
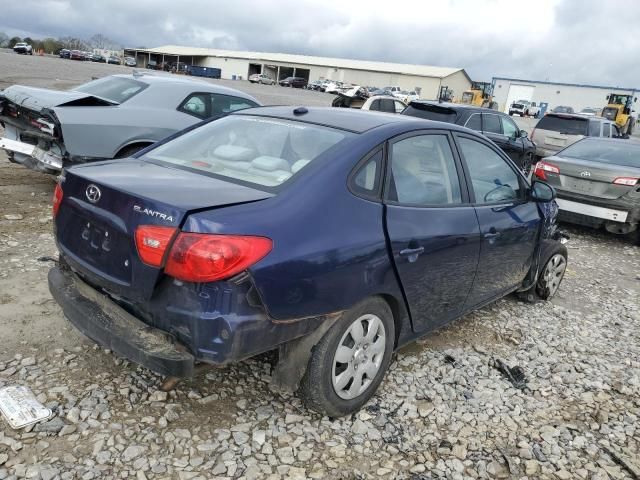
(74, 76, 147, 103)
(143, 115, 351, 188)
(560, 139, 640, 168)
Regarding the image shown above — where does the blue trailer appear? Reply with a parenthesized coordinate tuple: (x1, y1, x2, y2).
(187, 66, 222, 79)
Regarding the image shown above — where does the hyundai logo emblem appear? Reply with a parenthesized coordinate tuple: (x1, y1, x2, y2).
(580, 171, 591, 177)
(85, 184, 101, 203)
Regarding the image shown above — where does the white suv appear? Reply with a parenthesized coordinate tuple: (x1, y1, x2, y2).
(13, 42, 33, 55)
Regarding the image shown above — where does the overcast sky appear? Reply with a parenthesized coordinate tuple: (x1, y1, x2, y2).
(2, 0, 639, 87)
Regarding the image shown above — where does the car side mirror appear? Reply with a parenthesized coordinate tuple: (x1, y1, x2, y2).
(519, 130, 528, 138)
(531, 181, 556, 202)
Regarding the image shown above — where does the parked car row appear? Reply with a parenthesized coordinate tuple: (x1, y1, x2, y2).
(59, 49, 122, 65)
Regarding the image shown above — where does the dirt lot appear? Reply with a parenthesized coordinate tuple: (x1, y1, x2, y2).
(0, 52, 639, 480)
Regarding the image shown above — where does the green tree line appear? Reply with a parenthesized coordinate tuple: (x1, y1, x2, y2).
(0, 32, 121, 54)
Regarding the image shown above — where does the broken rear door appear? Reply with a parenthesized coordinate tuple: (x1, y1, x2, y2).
(384, 131, 481, 333)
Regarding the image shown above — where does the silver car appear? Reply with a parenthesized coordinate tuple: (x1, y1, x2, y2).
(248, 74, 275, 85)
(0, 73, 260, 173)
(531, 113, 620, 159)
(533, 137, 640, 242)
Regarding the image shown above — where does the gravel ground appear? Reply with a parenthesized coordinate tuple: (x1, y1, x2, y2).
(1, 51, 640, 480)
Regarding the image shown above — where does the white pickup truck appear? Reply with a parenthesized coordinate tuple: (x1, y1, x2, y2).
(509, 99, 540, 117)
(13, 42, 33, 55)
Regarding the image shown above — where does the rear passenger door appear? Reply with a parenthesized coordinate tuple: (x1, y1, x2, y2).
(384, 132, 481, 332)
(454, 134, 540, 308)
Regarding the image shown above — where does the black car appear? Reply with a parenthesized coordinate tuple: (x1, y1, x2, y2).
(58, 49, 70, 59)
(402, 101, 537, 171)
(91, 54, 106, 63)
(279, 77, 307, 88)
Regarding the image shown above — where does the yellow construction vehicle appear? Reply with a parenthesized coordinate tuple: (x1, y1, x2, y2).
(602, 93, 637, 135)
(459, 81, 498, 110)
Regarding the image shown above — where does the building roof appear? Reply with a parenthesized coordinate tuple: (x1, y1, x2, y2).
(493, 77, 639, 92)
(126, 45, 467, 80)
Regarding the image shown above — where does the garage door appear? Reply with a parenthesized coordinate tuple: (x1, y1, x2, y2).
(504, 84, 535, 113)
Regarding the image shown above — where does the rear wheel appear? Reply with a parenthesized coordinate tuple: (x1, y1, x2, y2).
(115, 144, 150, 159)
(298, 297, 394, 417)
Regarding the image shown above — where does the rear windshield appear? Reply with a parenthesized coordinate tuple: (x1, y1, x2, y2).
(143, 115, 351, 188)
(536, 115, 587, 135)
(74, 77, 147, 104)
(403, 104, 457, 123)
(559, 140, 640, 168)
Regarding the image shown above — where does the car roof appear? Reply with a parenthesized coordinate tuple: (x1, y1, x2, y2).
(575, 136, 640, 145)
(544, 112, 607, 121)
(408, 100, 501, 114)
(233, 106, 427, 133)
(110, 73, 258, 100)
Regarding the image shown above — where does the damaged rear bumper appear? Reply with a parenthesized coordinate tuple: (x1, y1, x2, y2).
(48, 265, 195, 377)
(0, 136, 63, 170)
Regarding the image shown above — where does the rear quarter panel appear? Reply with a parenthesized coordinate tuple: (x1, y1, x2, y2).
(180, 135, 408, 324)
(54, 106, 194, 158)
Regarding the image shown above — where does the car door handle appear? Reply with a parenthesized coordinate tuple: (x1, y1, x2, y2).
(484, 232, 501, 238)
(400, 247, 425, 256)
(399, 247, 425, 262)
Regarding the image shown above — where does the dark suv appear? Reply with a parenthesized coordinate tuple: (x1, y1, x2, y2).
(402, 101, 536, 171)
(279, 77, 307, 88)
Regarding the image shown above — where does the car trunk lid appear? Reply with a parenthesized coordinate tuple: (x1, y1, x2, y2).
(543, 155, 640, 199)
(56, 159, 273, 301)
(1, 85, 116, 112)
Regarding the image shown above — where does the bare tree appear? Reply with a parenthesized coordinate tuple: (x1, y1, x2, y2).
(89, 33, 120, 51)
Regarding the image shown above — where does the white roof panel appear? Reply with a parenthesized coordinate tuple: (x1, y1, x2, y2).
(128, 45, 465, 79)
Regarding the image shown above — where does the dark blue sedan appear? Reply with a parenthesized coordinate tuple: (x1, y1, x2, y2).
(48, 107, 567, 416)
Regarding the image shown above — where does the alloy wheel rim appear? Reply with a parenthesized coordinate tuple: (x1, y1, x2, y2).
(543, 254, 566, 297)
(332, 314, 386, 400)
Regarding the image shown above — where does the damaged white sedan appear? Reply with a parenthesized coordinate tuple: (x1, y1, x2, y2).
(0, 73, 260, 173)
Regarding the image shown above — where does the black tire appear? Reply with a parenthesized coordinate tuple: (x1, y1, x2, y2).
(520, 241, 568, 302)
(298, 297, 395, 417)
(114, 144, 149, 159)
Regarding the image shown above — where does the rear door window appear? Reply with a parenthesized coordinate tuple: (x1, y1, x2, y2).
(368, 100, 381, 111)
(465, 114, 481, 131)
(536, 115, 588, 135)
(378, 99, 396, 113)
(394, 101, 406, 113)
(588, 120, 602, 136)
(482, 114, 502, 134)
(387, 134, 462, 206)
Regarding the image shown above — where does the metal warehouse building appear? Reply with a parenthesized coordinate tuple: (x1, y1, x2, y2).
(123, 45, 472, 100)
(492, 77, 638, 114)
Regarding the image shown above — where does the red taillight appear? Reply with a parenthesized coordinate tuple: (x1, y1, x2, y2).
(165, 233, 272, 283)
(533, 161, 560, 180)
(613, 177, 639, 186)
(135, 225, 178, 267)
(52, 183, 63, 217)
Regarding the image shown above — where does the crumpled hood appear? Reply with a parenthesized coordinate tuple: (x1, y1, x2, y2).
(1, 85, 111, 112)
